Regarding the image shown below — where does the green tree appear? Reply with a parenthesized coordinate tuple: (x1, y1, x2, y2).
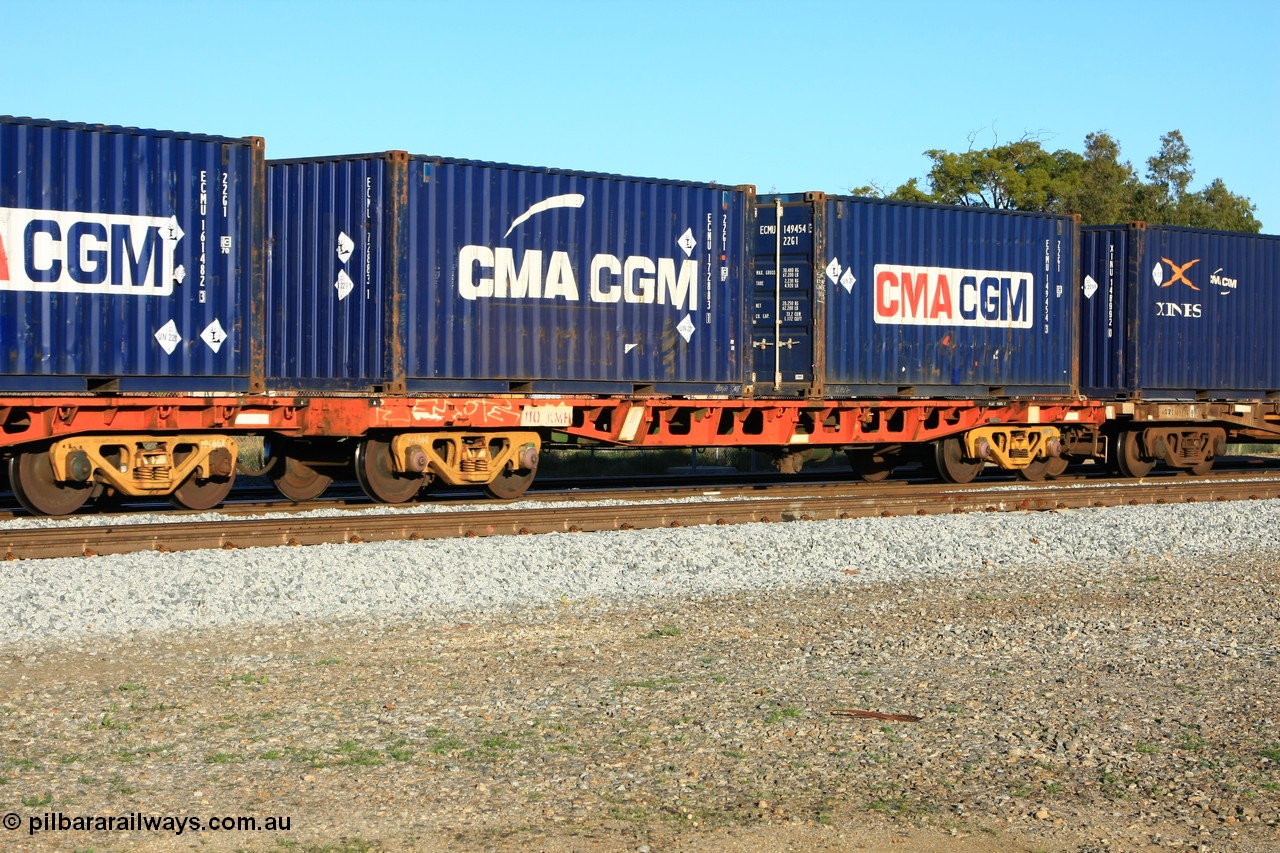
(914, 137, 1078, 211)
(1175, 179, 1260, 231)
(867, 129, 1261, 232)
(1141, 130, 1260, 230)
(1143, 130, 1195, 221)
(1060, 132, 1143, 224)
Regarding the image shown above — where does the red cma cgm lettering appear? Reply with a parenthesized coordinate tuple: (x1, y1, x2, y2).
(873, 264, 1033, 329)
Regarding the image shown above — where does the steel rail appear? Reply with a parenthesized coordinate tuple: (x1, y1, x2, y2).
(4, 475, 1280, 561)
(20, 458, 1280, 520)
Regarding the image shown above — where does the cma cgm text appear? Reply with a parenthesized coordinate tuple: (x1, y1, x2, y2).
(874, 263, 1034, 328)
(458, 247, 697, 309)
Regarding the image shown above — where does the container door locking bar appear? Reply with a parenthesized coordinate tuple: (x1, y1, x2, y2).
(774, 198, 783, 391)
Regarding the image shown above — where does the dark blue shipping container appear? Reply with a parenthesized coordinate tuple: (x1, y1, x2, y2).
(753, 194, 1077, 397)
(0, 116, 264, 392)
(267, 153, 749, 395)
(1081, 223, 1280, 399)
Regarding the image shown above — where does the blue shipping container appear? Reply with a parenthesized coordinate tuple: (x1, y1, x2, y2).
(0, 116, 264, 392)
(1081, 223, 1280, 399)
(753, 194, 1078, 397)
(267, 153, 749, 395)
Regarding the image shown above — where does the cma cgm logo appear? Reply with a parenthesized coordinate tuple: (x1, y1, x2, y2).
(873, 264, 1033, 328)
(457, 194, 698, 309)
(0, 207, 181, 296)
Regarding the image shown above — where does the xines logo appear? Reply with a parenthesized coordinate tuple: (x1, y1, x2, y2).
(1152, 257, 1237, 318)
(457, 194, 699, 311)
(0, 207, 181, 296)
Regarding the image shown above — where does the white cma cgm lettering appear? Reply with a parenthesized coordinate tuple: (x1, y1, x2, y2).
(458, 246, 697, 309)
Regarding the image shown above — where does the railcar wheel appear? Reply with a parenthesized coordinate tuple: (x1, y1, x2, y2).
(170, 449, 235, 510)
(934, 437, 983, 485)
(270, 455, 334, 502)
(9, 447, 92, 517)
(171, 474, 234, 510)
(91, 484, 128, 512)
(848, 448, 896, 483)
(1115, 431, 1155, 478)
(353, 438, 422, 504)
(1018, 456, 1069, 482)
(1189, 457, 1215, 476)
(483, 466, 536, 500)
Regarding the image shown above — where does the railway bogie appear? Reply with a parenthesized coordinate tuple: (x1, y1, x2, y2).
(268, 456, 335, 503)
(846, 446, 900, 482)
(1110, 425, 1226, 478)
(1017, 455, 1070, 481)
(960, 426, 1062, 473)
(7, 434, 239, 515)
(262, 437, 346, 502)
(388, 431, 540, 496)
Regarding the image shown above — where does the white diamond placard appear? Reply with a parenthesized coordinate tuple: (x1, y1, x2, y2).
(825, 256, 842, 284)
(677, 314, 695, 342)
(154, 320, 181, 355)
(201, 319, 228, 353)
(840, 269, 856, 293)
(335, 270, 354, 301)
(1152, 263, 1164, 287)
(337, 231, 355, 264)
(1083, 275, 1099, 299)
(677, 228, 696, 257)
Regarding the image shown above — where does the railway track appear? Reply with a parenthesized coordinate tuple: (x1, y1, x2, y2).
(5, 470, 1280, 561)
(3, 454, 1277, 521)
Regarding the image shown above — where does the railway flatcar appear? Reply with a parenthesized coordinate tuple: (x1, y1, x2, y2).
(262, 151, 752, 501)
(1081, 223, 1280, 476)
(0, 115, 266, 515)
(751, 192, 1086, 482)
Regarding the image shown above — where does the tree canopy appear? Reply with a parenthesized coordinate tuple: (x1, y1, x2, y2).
(851, 130, 1261, 232)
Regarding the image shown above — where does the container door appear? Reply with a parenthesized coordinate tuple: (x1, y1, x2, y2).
(750, 200, 816, 395)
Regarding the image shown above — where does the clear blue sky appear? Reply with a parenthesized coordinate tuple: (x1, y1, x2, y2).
(4, 0, 1277, 229)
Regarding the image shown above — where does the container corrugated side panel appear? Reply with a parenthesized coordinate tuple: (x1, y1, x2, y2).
(817, 196, 1075, 395)
(0, 116, 261, 391)
(1079, 226, 1129, 396)
(403, 158, 746, 394)
(265, 155, 395, 390)
(1127, 225, 1280, 398)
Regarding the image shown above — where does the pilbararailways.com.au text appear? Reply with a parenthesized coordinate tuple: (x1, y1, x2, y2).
(6, 811, 292, 836)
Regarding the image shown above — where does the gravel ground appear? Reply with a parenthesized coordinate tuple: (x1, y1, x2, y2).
(3, 499, 1280, 646)
(0, 501, 1277, 851)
